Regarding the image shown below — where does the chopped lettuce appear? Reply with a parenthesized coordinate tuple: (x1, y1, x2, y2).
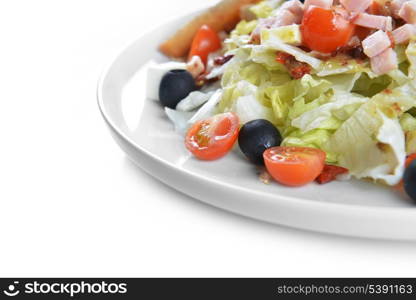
(371, 80, 416, 115)
(400, 113, 416, 132)
(233, 94, 275, 124)
(280, 90, 367, 163)
(225, 20, 258, 51)
(249, 45, 288, 71)
(283, 129, 338, 162)
(218, 80, 275, 124)
(262, 37, 322, 69)
(326, 96, 406, 185)
(406, 131, 416, 155)
(396, 44, 408, 64)
(316, 58, 371, 77)
(188, 90, 223, 125)
(261, 25, 302, 46)
(291, 91, 367, 133)
(221, 47, 291, 88)
(324, 73, 362, 92)
(400, 113, 416, 155)
(235, 20, 258, 36)
(250, 0, 283, 18)
(406, 41, 416, 79)
(261, 75, 332, 126)
(176, 91, 214, 112)
(352, 73, 392, 97)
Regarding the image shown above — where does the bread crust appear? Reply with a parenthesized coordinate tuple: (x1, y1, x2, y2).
(159, 0, 261, 58)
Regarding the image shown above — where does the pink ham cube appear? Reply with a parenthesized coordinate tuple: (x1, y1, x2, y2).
(362, 30, 392, 58)
(304, 0, 333, 11)
(280, 0, 304, 16)
(392, 24, 416, 44)
(251, 10, 298, 40)
(353, 14, 393, 31)
(399, 0, 416, 24)
(391, 0, 410, 17)
(340, 0, 372, 13)
(273, 9, 299, 26)
(371, 48, 398, 75)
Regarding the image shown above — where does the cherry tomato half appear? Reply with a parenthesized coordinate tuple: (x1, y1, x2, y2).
(263, 147, 326, 187)
(188, 25, 222, 65)
(301, 6, 355, 53)
(185, 112, 240, 160)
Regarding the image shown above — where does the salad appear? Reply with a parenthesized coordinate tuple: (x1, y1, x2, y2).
(147, 0, 416, 201)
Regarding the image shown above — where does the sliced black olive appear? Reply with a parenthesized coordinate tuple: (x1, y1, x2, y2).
(404, 160, 416, 203)
(238, 119, 282, 165)
(159, 69, 197, 109)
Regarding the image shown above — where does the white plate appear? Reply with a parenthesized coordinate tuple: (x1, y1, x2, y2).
(98, 9, 416, 240)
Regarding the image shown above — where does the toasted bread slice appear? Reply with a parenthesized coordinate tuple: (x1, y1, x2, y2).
(159, 0, 262, 58)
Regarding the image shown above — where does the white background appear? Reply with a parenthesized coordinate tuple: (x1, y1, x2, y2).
(1, 0, 416, 277)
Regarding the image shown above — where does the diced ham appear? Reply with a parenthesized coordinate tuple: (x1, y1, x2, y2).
(334, 5, 350, 18)
(392, 24, 416, 44)
(251, 10, 298, 41)
(273, 8, 300, 26)
(399, 0, 416, 24)
(280, 0, 304, 16)
(186, 56, 205, 78)
(347, 35, 361, 47)
(353, 13, 393, 31)
(370, 48, 398, 75)
(390, 0, 410, 17)
(340, 0, 372, 13)
(362, 30, 392, 57)
(251, 18, 275, 41)
(304, 0, 333, 11)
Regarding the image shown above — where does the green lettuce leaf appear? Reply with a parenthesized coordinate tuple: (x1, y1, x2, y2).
(248, 45, 288, 71)
(400, 113, 416, 132)
(250, 0, 283, 18)
(324, 73, 362, 92)
(326, 95, 407, 185)
(218, 80, 275, 124)
(234, 20, 258, 36)
(262, 74, 332, 126)
(261, 25, 302, 46)
(316, 57, 372, 77)
(352, 73, 392, 97)
(261, 37, 322, 69)
(400, 113, 416, 155)
(291, 90, 367, 133)
(406, 41, 416, 79)
(281, 90, 367, 163)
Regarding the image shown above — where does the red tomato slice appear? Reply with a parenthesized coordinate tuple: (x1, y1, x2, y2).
(185, 112, 239, 160)
(263, 147, 326, 187)
(316, 165, 349, 184)
(189, 25, 222, 65)
(301, 6, 355, 53)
